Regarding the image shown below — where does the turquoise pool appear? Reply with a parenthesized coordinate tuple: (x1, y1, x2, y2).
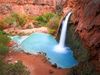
(11, 33, 77, 68)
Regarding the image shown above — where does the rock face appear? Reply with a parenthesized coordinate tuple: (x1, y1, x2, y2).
(63, 0, 100, 72)
(0, 0, 56, 20)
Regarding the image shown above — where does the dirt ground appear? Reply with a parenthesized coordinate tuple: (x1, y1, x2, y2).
(5, 51, 71, 75)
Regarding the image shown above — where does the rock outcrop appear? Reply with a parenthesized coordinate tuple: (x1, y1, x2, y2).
(63, 0, 100, 72)
(0, 0, 56, 20)
(0, 0, 100, 72)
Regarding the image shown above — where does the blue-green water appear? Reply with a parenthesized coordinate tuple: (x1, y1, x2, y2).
(11, 33, 77, 68)
(21, 33, 58, 54)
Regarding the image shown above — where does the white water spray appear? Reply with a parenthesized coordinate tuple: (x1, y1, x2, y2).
(54, 12, 72, 53)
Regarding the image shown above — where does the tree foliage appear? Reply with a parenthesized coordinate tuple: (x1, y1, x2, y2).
(0, 32, 10, 56)
(0, 60, 29, 75)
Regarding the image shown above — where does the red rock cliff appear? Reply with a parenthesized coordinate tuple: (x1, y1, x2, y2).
(0, 0, 56, 20)
(63, 0, 100, 71)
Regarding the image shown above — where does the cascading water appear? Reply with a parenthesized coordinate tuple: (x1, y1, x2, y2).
(59, 12, 71, 46)
(47, 11, 78, 68)
(11, 11, 77, 68)
(54, 12, 72, 53)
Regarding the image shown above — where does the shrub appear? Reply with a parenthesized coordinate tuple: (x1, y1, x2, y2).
(0, 32, 29, 75)
(6, 61, 29, 75)
(72, 62, 98, 75)
(66, 23, 90, 62)
(0, 32, 10, 56)
(10, 13, 27, 27)
(0, 60, 29, 75)
(0, 30, 7, 35)
(0, 59, 5, 75)
(0, 13, 27, 30)
(47, 15, 61, 35)
(0, 34, 10, 45)
(65, 23, 98, 75)
(0, 44, 9, 55)
(34, 12, 55, 26)
(0, 20, 7, 30)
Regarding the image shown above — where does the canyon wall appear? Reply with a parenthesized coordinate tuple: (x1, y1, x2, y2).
(0, 0, 56, 20)
(63, 0, 100, 72)
(0, 0, 100, 72)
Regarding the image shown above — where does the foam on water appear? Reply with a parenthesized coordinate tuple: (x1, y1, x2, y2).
(11, 12, 78, 68)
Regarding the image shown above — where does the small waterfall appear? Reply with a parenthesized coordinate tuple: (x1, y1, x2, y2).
(59, 12, 72, 47)
(10, 11, 77, 68)
(54, 12, 72, 53)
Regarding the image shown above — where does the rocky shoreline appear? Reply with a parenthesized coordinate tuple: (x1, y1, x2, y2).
(5, 50, 71, 75)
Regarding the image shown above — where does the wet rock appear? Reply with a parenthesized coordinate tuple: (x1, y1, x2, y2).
(63, 0, 100, 71)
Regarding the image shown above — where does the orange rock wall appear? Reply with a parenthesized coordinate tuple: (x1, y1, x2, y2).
(0, 0, 56, 19)
(0, 0, 56, 6)
(64, 0, 100, 72)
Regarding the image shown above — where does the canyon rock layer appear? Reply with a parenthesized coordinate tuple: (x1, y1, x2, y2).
(63, 0, 100, 72)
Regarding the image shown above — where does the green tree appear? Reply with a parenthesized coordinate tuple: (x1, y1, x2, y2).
(6, 61, 29, 75)
(0, 32, 10, 56)
(0, 60, 29, 75)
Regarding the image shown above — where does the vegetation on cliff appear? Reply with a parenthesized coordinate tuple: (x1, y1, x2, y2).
(0, 31, 10, 56)
(0, 13, 27, 30)
(0, 30, 29, 75)
(34, 12, 56, 26)
(66, 23, 99, 75)
(0, 0, 99, 74)
(0, 60, 29, 75)
(34, 12, 62, 35)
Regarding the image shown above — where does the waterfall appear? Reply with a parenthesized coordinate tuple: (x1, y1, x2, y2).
(10, 11, 78, 68)
(54, 12, 72, 53)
